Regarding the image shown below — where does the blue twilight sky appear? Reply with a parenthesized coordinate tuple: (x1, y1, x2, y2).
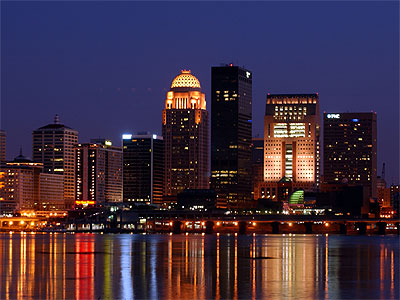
(1, 1, 399, 183)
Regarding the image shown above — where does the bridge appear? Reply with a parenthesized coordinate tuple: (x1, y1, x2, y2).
(66, 210, 400, 235)
(0, 217, 44, 232)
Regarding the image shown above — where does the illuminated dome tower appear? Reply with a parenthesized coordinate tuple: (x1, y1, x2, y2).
(162, 70, 209, 198)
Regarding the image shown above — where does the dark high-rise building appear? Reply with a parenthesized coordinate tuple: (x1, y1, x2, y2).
(252, 137, 264, 200)
(162, 70, 209, 196)
(390, 185, 399, 216)
(263, 94, 321, 199)
(211, 65, 253, 208)
(75, 139, 123, 206)
(123, 132, 164, 205)
(32, 115, 78, 209)
(376, 176, 386, 205)
(323, 112, 377, 198)
(0, 130, 6, 164)
(252, 138, 264, 164)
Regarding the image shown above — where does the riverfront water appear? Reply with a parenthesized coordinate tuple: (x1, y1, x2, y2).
(0, 233, 398, 300)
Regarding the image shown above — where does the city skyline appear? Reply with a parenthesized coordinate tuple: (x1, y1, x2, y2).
(0, 2, 398, 300)
(2, 1, 398, 183)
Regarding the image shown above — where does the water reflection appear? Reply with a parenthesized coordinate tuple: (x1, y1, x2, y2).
(0, 233, 398, 299)
(120, 236, 133, 300)
(75, 235, 95, 299)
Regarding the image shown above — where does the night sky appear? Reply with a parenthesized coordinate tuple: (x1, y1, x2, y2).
(2, 1, 399, 183)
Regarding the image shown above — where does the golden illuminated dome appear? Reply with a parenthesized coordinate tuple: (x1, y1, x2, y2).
(170, 70, 201, 89)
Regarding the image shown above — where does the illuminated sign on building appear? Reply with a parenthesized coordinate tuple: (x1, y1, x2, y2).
(327, 114, 340, 119)
(122, 134, 132, 140)
(75, 200, 95, 205)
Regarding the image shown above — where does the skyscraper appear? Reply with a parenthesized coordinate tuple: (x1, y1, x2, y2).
(252, 137, 265, 200)
(323, 112, 377, 198)
(377, 176, 386, 205)
(211, 65, 253, 208)
(75, 139, 123, 206)
(263, 94, 321, 199)
(123, 132, 163, 205)
(32, 115, 78, 209)
(162, 70, 209, 196)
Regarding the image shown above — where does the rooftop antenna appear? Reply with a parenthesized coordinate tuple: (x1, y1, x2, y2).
(19, 146, 23, 156)
(54, 114, 60, 124)
(381, 162, 386, 181)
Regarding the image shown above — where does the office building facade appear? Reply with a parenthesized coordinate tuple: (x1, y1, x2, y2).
(162, 70, 209, 196)
(376, 176, 386, 205)
(390, 185, 399, 215)
(32, 115, 78, 209)
(75, 139, 123, 206)
(211, 65, 253, 208)
(0, 152, 64, 212)
(123, 133, 163, 205)
(264, 94, 321, 200)
(39, 173, 65, 210)
(252, 137, 265, 200)
(323, 112, 377, 197)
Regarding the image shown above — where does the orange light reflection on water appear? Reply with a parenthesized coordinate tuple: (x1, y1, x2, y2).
(0, 233, 397, 299)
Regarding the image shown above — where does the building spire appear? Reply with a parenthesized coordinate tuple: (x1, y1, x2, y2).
(54, 114, 60, 124)
(19, 146, 23, 156)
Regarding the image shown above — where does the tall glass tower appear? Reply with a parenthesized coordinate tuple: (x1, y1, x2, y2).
(323, 112, 377, 198)
(211, 65, 253, 209)
(122, 133, 164, 205)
